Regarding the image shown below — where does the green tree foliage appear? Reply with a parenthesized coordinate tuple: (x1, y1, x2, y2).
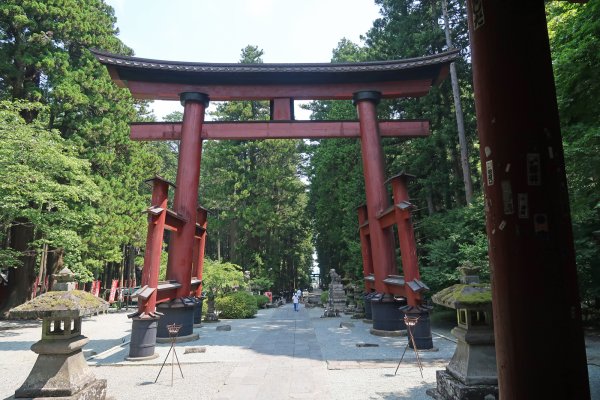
(0, 101, 99, 277)
(199, 46, 313, 294)
(547, 2, 600, 301)
(202, 258, 245, 295)
(216, 291, 258, 319)
(417, 197, 488, 293)
(0, 0, 170, 311)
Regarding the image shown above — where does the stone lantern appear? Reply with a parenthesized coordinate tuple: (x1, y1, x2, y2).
(427, 268, 498, 400)
(9, 271, 109, 399)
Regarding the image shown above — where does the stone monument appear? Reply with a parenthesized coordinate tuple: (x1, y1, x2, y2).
(9, 268, 109, 399)
(322, 269, 345, 317)
(203, 288, 219, 322)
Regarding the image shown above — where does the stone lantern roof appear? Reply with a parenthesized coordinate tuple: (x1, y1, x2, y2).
(431, 284, 492, 311)
(9, 290, 108, 320)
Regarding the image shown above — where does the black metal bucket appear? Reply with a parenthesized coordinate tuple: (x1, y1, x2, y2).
(157, 297, 195, 338)
(129, 317, 158, 358)
(371, 294, 407, 331)
(406, 310, 434, 350)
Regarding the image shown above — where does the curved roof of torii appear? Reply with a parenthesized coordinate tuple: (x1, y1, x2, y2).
(92, 49, 460, 101)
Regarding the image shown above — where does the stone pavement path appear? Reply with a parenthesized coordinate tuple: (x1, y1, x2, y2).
(214, 305, 330, 399)
(2, 303, 599, 400)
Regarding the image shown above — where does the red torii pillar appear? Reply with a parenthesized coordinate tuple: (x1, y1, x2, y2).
(157, 92, 209, 338)
(354, 91, 397, 293)
(466, 1, 589, 398)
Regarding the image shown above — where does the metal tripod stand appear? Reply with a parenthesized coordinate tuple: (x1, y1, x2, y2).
(394, 315, 424, 378)
(155, 323, 184, 386)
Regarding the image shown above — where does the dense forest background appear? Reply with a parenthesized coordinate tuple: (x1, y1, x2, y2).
(0, 0, 598, 315)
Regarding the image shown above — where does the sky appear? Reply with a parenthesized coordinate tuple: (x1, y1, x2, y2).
(104, 0, 382, 119)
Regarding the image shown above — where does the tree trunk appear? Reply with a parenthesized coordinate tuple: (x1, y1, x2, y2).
(426, 191, 435, 215)
(442, 0, 474, 203)
(0, 221, 36, 316)
(37, 243, 48, 294)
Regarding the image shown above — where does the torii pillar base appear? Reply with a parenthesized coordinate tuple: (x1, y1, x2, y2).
(156, 298, 198, 342)
(126, 317, 160, 361)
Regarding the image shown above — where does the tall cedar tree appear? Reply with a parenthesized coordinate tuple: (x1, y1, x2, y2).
(0, 0, 168, 312)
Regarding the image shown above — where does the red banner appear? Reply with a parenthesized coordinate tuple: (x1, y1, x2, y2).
(92, 280, 101, 297)
(108, 279, 119, 303)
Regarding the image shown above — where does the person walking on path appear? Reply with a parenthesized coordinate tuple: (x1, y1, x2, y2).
(292, 293, 299, 311)
(296, 288, 302, 303)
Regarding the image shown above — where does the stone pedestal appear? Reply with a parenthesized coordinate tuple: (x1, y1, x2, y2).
(429, 272, 498, 400)
(427, 370, 498, 400)
(9, 289, 109, 399)
(16, 334, 107, 399)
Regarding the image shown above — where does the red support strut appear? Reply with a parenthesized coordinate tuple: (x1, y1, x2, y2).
(389, 173, 422, 306)
(139, 177, 170, 316)
(357, 205, 374, 292)
(191, 206, 208, 298)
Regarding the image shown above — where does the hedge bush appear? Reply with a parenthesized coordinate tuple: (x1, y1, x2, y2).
(216, 291, 258, 319)
(320, 290, 329, 305)
(254, 294, 270, 309)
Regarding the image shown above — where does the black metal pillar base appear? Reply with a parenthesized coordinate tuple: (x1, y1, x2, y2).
(407, 310, 434, 350)
(126, 317, 160, 361)
(156, 297, 197, 341)
(426, 370, 498, 400)
(370, 295, 407, 332)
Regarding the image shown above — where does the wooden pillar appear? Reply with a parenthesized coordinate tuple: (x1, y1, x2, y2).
(389, 173, 421, 306)
(167, 92, 209, 298)
(191, 206, 208, 297)
(270, 97, 294, 120)
(139, 177, 169, 315)
(354, 91, 397, 293)
(465, 1, 589, 398)
(357, 205, 374, 292)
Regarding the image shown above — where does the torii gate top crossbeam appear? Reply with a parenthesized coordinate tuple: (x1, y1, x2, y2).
(92, 49, 459, 101)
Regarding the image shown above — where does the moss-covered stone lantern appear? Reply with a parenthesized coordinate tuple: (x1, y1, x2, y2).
(9, 279, 109, 399)
(427, 268, 498, 400)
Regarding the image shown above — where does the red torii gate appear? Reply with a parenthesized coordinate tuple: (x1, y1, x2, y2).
(94, 49, 458, 358)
